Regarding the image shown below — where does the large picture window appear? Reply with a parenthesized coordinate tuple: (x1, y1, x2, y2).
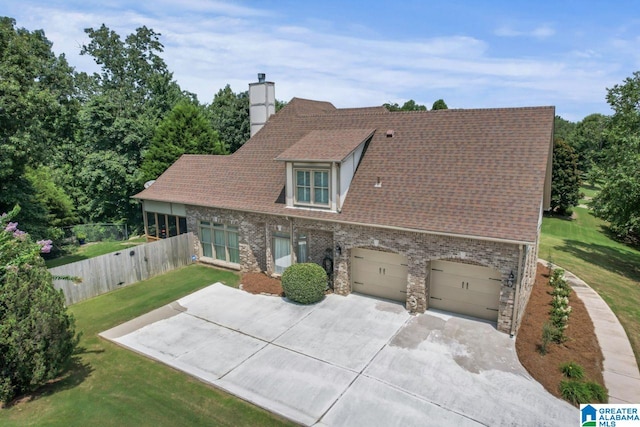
(295, 168, 329, 206)
(200, 221, 239, 264)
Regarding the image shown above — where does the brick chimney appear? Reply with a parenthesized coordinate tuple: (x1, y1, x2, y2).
(248, 73, 275, 137)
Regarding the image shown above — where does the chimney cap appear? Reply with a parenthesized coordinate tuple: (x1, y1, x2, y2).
(258, 73, 266, 83)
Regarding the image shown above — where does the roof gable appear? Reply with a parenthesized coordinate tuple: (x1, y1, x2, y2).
(275, 128, 375, 162)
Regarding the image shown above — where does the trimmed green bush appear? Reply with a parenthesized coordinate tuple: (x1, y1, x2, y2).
(281, 263, 327, 304)
(560, 361, 585, 379)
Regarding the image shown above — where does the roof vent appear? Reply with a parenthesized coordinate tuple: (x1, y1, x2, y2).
(257, 73, 266, 83)
(374, 177, 382, 188)
(386, 130, 394, 138)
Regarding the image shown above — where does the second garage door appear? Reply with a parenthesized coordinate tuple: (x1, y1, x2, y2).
(428, 260, 502, 321)
(351, 248, 408, 302)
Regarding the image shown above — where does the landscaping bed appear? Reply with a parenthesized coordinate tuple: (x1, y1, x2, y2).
(516, 263, 605, 404)
(240, 273, 284, 296)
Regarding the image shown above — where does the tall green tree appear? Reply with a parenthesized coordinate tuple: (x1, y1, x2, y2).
(0, 17, 78, 238)
(572, 113, 608, 176)
(0, 207, 78, 404)
(77, 24, 185, 225)
(592, 71, 640, 240)
(551, 137, 581, 215)
(431, 99, 448, 110)
(554, 115, 577, 144)
(142, 100, 226, 182)
(208, 85, 250, 153)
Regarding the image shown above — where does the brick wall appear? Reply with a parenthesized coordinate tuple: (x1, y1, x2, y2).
(186, 205, 532, 334)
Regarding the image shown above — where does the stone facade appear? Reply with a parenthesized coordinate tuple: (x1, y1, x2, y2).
(186, 205, 536, 334)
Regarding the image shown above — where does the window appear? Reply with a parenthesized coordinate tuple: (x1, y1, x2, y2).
(296, 233, 308, 263)
(144, 212, 187, 239)
(200, 222, 239, 264)
(273, 233, 291, 274)
(294, 168, 329, 206)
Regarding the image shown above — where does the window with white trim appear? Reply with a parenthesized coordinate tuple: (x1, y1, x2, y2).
(200, 221, 239, 264)
(295, 169, 329, 206)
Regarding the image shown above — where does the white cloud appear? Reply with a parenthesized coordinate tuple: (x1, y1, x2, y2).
(495, 24, 556, 39)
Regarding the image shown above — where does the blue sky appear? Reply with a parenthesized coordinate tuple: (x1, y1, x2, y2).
(4, 0, 640, 121)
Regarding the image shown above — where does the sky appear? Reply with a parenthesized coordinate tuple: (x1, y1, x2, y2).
(4, 0, 640, 121)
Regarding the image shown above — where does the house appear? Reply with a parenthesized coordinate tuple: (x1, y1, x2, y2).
(134, 74, 554, 335)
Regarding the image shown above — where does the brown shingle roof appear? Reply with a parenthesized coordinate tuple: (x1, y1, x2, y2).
(275, 128, 375, 162)
(134, 98, 554, 244)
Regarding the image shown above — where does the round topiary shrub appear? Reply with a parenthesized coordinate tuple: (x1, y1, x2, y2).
(281, 263, 327, 304)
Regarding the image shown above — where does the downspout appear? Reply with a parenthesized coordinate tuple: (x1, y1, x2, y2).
(335, 162, 341, 213)
(289, 217, 294, 265)
(510, 244, 526, 338)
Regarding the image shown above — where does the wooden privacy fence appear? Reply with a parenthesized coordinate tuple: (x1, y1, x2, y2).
(50, 233, 197, 305)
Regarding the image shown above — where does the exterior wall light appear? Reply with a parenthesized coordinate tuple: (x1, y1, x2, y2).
(508, 271, 515, 287)
(335, 244, 342, 257)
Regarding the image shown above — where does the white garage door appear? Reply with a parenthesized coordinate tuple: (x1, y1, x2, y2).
(351, 248, 408, 302)
(429, 260, 502, 321)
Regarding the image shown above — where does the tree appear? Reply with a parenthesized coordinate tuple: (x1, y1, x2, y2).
(0, 17, 78, 239)
(383, 100, 427, 111)
(0, 207, 78, 404)
(551, 137, 581, 215)
(592, 72, 640, 239)
(554, 115, 577, 143)
(77, 24, 186, 226)
(208, 85, 250, 153)
(431, 99, 448, 110)
(572, 113, 608, 175)
(141, 100, 226, 183)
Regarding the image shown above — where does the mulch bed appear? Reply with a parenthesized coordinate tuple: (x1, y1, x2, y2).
(240, 272, 284, 296)
(515, 263, 605, 403)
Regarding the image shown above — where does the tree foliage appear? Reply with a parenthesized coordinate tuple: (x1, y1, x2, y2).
(431, 99, 448, 110)
(0, 207, 78, 404)
(554, 115, 577, 143)
(592, 71, 640, 239)
(572, 113, 608, 178)
(383, 100, 427, 111)
(142, 100, 226, 182)
(76, 24, 186, 225)
(551, 138, 581, 215)
(0, 17, 77, 240)
(208, 85, 250, 153)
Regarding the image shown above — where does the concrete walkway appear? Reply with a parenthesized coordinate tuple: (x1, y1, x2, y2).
(539, 259, 640, 404)
(102, 283, 576, 426)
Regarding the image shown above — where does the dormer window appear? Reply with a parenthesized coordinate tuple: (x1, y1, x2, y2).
(295, 169, 329, 206)
(275, 128, 375, 213)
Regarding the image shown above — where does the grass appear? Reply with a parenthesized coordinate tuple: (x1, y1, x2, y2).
(0, 265, 294, 427)
(45, 237, 147, 268)
(541, 206, 640, 367)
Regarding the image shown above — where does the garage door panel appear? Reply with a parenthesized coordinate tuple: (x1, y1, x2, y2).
(430, 286, 499, 310)
(429, 260, 501, 322)
(352, 249, 408, 303)
(429, 296, 499, 321)
(354, 248, 407, 265)
(353, 280, 407, 302)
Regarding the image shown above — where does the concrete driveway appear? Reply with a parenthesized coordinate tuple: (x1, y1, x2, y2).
(101, 283, 577, 426)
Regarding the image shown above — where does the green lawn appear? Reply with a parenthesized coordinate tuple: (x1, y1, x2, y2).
(540, 207, 640, 366)
(45, 237, 147, 268)
(0, 265, 294, 427)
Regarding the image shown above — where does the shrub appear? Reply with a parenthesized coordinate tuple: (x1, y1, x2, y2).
(560, 380, 608, 405)
(1, 207, 78, 404)
(560, 361, 585, 380)
(281, 263, 327, 304)
(559, 380, 591, 405)
(586, 381, 608, 403)
(540, 322, 564, 354)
